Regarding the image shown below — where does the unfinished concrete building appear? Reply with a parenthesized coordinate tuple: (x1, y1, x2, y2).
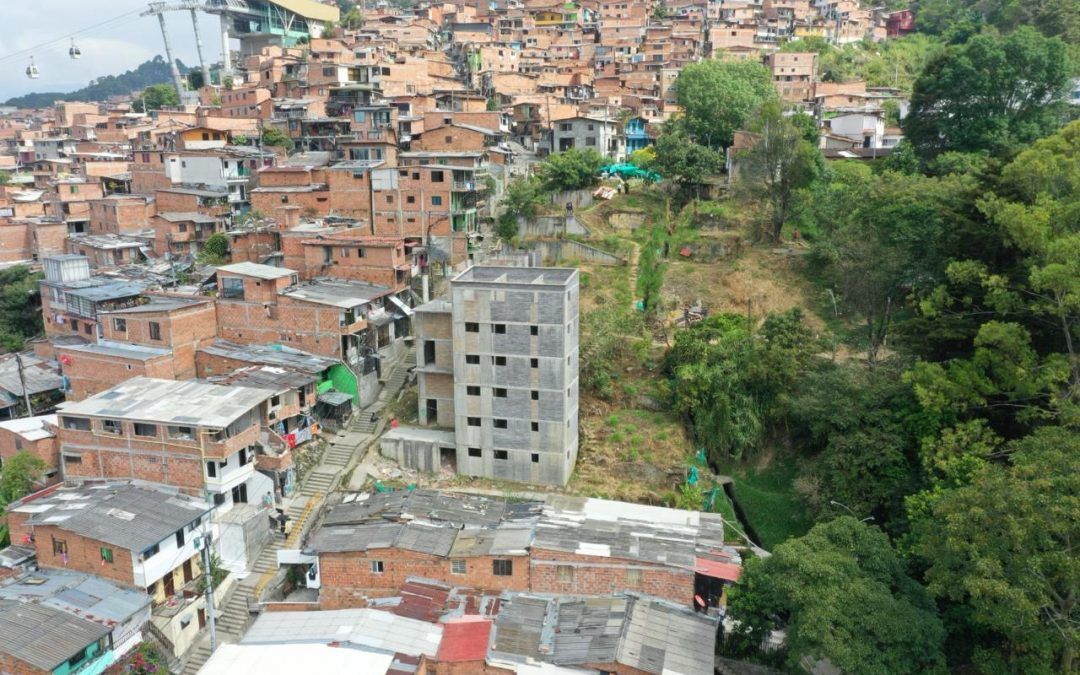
(408, 266, 580, 486)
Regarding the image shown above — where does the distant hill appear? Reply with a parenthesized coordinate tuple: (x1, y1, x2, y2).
(5, 56, 190, 108)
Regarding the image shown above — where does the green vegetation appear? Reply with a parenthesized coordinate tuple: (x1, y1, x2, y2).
(536, 148, 605, 191)
(261, 126, 295, 152)
(905, 27, 1074, 160)
(781, 35, 945, 92)
(0, 452, 47, 546)
(648, 128, 723, 197)
(198, 232, 230, 266)
(0, 265, 43, 351)
(133, 83, 180, 113)
(671, 59, 776, 148)
(497, 176, 545, 239)
(714, 456, 812, 549)
(735, 102, 823, 241)
(727, 518, 946, 674)
(0, 171, 10, 185)
(5, 55, 189, 108)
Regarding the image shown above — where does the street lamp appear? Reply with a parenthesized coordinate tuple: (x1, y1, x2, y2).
(829, 500, 874, 523)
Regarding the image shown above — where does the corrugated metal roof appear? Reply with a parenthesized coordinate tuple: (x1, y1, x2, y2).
(0, 569, 150, 629)
(198, 339, 338, 374)
(0, 599, 110, 671)
(615, 595, 717, 675)
(437, 616, 492, 662)
(490, 594, 554, 663)
(18, 482, 211, 553)
(551, 596, 626, 666)
(241, 608, 442, 658)
(56, 376, 274, 428)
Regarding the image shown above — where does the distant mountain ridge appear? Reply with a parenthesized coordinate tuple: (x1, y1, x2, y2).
(5, 56, 190, 109)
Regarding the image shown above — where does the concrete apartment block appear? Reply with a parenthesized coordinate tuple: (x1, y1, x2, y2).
(449, 266, 580, 486)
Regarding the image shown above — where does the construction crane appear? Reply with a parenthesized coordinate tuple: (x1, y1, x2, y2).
(140, 1, 214, 100)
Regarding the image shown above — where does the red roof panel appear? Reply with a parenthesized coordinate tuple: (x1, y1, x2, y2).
(436, 616, 493, 662)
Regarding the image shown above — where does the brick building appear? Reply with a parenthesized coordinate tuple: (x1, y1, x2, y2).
(39, 255, 147, 340)
(54, 377, 277, 509)
(287, 229, 417, 290)
(764, 51, 817, 103)
(292, 489, 744, 613)
(56, 294, 217, 400)
(5, 481, 218, 660)
(214, 261, 411, 375)
(87, 194, 155, 236)
(307, 491, 538, 609)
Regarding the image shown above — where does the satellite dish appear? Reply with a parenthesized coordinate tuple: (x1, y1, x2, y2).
(26, 57, 40, 79)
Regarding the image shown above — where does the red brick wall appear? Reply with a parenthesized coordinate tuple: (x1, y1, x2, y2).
(215, 296, 349, 359)
(530, 549, 694, 605)
(0, 429, 59, 476)
(54, 421, 253, 494)
(229, 231, 280, 263)
(0, 652, 48, 675)
(33, 523, 136, 586)
(298, 240, 408, 289)
(318, 550, 529, 609)
(0, 221, 33, 262)
(57, 347, 176, 401)
(99, 301, 217, 380)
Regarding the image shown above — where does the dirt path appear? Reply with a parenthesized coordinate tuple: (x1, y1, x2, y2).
(627, 240, 641, 309)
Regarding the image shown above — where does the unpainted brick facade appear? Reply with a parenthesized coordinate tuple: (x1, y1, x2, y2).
(318, 549, 529, 610)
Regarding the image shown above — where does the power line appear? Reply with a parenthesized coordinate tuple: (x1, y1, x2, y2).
(0, 9, 147, 64)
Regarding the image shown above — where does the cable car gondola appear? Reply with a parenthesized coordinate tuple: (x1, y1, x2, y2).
(69, 39, 81, 59)
(26, 57, 39, 79)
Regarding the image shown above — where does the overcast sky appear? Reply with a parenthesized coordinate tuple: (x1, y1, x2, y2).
(1, 0, 225, 99)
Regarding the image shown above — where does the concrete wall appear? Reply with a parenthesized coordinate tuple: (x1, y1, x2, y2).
(517, 215, 590, 238)
(531, 240, 623, 266)
(450, 271, 580, 486)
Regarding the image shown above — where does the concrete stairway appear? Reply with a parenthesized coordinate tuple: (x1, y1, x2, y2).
(323, 442, 354, 468)
(299, 469, 337, 496)
(179, 583, 255, 675)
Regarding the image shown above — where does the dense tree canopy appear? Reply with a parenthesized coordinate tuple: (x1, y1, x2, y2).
(536, 148, 605, 192)
(0, 265, 43, 351)
(736, 102, 823, 241)
(135, 83, 181, 113)
(917, 428, 1080, 673)
(904, 28, 1073, 159)
(727, 517, 946, 674)
(672, 59, 775, 148)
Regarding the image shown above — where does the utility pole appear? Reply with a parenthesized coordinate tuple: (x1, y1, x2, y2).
(13, 353, 33, 417)
(200, 531, 218, 651)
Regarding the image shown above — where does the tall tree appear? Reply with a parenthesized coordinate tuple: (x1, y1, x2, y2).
(536, 148, 605, 191)
(136, 83, 181, 112)
(649, 127, 724, 196)
(916, 427, 1080, 673)
(726, 517, 946, 674)
(904, 28, 1072, 159)
(0, 452, 46, 506)
(736, 102, 823, 241)
(673, 59, 776, 148)
(0, 265, 43, 351)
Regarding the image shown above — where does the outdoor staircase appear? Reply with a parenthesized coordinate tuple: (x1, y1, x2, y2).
(300, 469, 337, 496)
(349, 346, 416, 432)
(323, 442, 355, 468)
(178, 583, 255, 675)
(181, 642, 213, 675)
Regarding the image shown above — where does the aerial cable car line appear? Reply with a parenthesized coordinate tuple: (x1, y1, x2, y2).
(0, 8, 144, 64)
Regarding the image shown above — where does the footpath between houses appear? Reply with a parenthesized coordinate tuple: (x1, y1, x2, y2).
(177, 349, 415, 675)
